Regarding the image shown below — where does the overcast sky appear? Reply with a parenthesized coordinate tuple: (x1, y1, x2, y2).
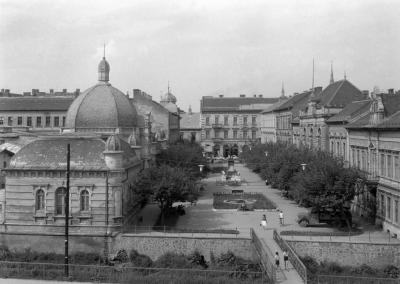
(0, 0, 399, 112)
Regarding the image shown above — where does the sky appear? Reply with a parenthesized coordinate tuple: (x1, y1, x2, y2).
(0, 0, 399, 112)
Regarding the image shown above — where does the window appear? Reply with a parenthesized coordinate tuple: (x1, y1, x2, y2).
(357, 149, 360, 169)
(224, 116, 228, 125)
(243, 130, 248, 139)
(0, 117, 4, 125)
(395, 156, 400, 180)
(205, 117, 210, 126)
(252, 116, 256, 125)
(54, 116, 59, 127)
(252, 130, 256, 139)
(17, 117, 22, 126)
(224, 130, 228, 139)
(36, 117, 42, 127)
(62, 117, 66, 127)
(36, 189, 45, 211)
(8, 117, 12, 126)
(331, 141, 334, 154)
(243, 116, 247, 125)
(387, 197, 391, 220)
(27, 117, 32, 127)
(395, 200, 399, 224)
(45, 116, 51, 127)
(80, 190, 90, 211)
(337, 142, 340, 156)
(214, 116, 219, 124)
(380, 153, 385, 176)
(233, 116, 237, 126)
(388, 154, 393, 178)
(3, 161, 6, 168)
(55, 188, 66, 215)
(343, 142, 346, 159)
(381, 194, 385, 217)
(233, 130, 237, 139)
(205, 130, 210, 139)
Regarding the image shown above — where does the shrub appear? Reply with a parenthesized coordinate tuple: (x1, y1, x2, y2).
(129, 249, 153, 267)
(301, 256, 319, 274)
(71, 252, 102, 264)
(154, 252, 192, 268)
(384, 265, 400, 278)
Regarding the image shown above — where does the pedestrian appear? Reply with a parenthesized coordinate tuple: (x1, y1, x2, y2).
(274, 252, 280, 268)
(260, 214, 267, 230)
(279, 210, 284, 226)
(283, 250, 289, 270)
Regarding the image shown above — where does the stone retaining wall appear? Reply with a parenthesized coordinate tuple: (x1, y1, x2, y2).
(287, 240, 400, 268)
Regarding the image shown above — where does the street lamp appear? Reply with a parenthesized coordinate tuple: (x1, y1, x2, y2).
(198, 164, 204, 173)
(300, 163, 307, 171)
(265, 151, 268, 157)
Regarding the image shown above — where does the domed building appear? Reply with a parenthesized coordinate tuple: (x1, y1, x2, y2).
(1, 56, 155, 238)
(65, 55, 138, 138)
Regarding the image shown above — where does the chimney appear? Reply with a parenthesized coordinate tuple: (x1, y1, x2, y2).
(31, 89, 36, 96)
(362, 90, 369, 97)
(49, 89, 54, 95)
(4, 89, 10, 96)
(253, 94, 257, 98)
(133, 89, 142, 99)
(219, 94, 224, 98)
(388, 88, 394, 95)
(239, 94, 246, 98)
(62, 89, 67, 94)
(294, 92, 299, 96)
(258, 94, 263, 98)
(76, 88, 80, 94)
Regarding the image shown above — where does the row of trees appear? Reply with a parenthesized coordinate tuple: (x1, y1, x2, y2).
(240, 142, 366, 226)
(129, 140, 207, 224)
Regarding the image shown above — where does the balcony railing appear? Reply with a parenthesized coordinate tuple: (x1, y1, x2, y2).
(212, 123, 223, 128)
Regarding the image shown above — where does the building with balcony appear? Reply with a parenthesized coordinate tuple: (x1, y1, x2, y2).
(200, 94, 279, 157)
(346, 90, 400, 238)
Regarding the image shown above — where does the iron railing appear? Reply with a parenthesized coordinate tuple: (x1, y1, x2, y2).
(250, 228, 276, 283)
(273, 229, 307, 284)
(311, 274, 400, 284)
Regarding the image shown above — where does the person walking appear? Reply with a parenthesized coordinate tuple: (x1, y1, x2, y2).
(274, 252, 280, 269)
(260, 214, 267, 230)
(279, 210, 284, 226)
(283, 250, 289, 270)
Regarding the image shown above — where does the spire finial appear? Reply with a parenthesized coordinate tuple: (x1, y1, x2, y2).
(330, 61, 334, 84)
(168, 81, 170, 94)
(103, 43, 106, 59)
(312, 58, 315, 92)
(344, 70, 347, 80)
(281, 82, 285, 98)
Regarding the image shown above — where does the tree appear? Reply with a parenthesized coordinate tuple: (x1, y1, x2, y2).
(130, 164, 199, 225)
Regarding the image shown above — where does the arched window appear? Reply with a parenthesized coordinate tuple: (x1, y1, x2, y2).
(55, 187, 66, 215)
(80, 190, 90, 211)
(36, 189, 45, 211)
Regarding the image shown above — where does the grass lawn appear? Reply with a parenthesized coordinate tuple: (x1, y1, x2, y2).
(213, 193, 277, 210)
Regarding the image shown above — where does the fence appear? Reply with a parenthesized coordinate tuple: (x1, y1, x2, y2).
(0, 261, 267, 284)
(311, 274, 400, 284)
(250, 228, 276, 283)
(121, 225, 250, 237)
(273, 229, 308, 284)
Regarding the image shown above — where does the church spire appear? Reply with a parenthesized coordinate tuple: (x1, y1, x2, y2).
(98, 44, 110, 82)
(330, 61, 334, 84)
(281, 82, 285, 98)
(309, 58, 316, 101)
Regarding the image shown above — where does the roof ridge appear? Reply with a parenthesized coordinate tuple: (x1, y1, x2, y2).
(325, 80, 345, 106)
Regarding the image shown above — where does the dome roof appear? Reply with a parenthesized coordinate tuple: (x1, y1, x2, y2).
(164, 91, 177, 104)
(105, 134, 122, 152)
(65, 82, 137, 130)
(164, 102, 178, 113)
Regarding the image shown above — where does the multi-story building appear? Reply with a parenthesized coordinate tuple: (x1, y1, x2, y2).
(275, 88, 322, 145)
(180, 106, 201, 143)
(346, 90, 400, 238)
(200, 94, 279, 157)
(298, 77, 365, 151)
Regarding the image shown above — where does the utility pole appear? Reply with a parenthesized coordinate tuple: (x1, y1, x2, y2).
(64, 143, 70, 277)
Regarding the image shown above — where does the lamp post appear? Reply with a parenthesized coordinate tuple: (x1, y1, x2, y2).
(198, 164, 204, 173)
(301, 163, 307, 171)
(265, 151, 268, 157)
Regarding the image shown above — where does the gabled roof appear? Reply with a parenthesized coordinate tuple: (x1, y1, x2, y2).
(180, 112, 201, 129)
(201, 96, 279, 112)
(0, 96, 74, 111)
(275, 89, 321, 117)
(327, 100, 371, 123)
(0, 143, 21, 154)
(313, 80, 364, 107)
(346, 94, 400, 129)
(260, 98, 289, 114)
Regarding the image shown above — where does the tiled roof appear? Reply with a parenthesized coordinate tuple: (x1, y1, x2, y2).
(9, 136, 108, 170)
(180, 112, 200, 129)
(327, 100, 371, 123)
(0, 97, 74, 111)
(381, 94, 400, 117)
(314, 80, 364, 107)
(260, 99, 289, 114)
(201, 96, 279, 112)
(0, 143, 21, 154)
(376, 110, 400, 128)
(275, 89, 321, 117)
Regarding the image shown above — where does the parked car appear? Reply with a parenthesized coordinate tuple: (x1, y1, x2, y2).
(297, 206, 352, 228)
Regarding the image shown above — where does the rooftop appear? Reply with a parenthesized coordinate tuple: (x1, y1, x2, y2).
(180, 112, 200, 129)
(313, 79, 365, 107)
(201, 96, 279, 112)
(327, 100, 372, 123)
(0, 96, 74, 111)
